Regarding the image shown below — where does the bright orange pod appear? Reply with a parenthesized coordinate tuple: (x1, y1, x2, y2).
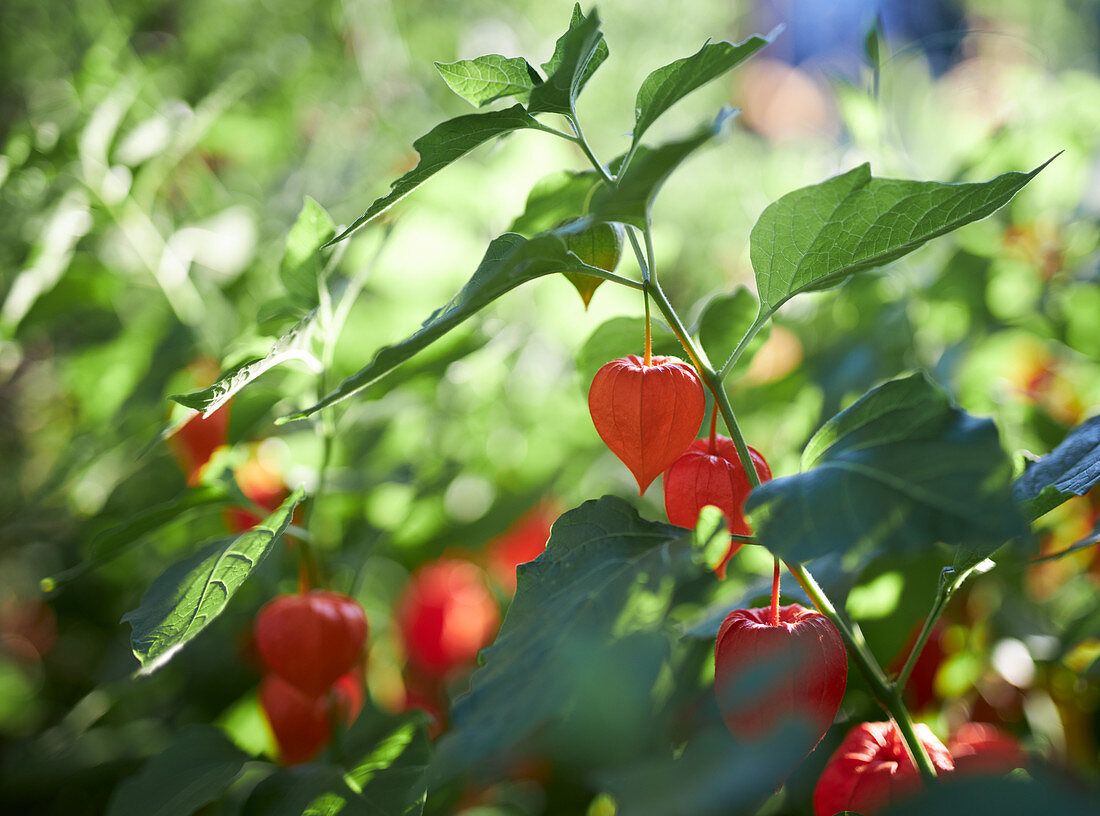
(588, 354, 706, 494)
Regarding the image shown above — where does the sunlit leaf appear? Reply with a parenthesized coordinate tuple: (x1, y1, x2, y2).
(244, 701, 430, 816)
(327, 106, 548, 245)
(427, 496, 705, 785)
(509, 169, 600, 235)
(632, 32, 773, 145)
(529, 4, 607, 115)
(105, 726, 248, 816)
(591, 108, 737, 228)
(746, 373, 1027, 563)
(435, 55, 540, 107)
(751, 158, 1055, 314)
(1013, 414, 1100, 520)
(280, 197, 335, 310)
(284, 231, 612, 420)
(171, 317, 321, 416)
(122, 488, 305, 675)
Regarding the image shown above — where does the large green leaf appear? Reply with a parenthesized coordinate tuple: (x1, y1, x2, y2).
(427, 496, 707, 785)
(745, 373, 1027, 563)
(280, 197, 335, 310)
(751, 158, 1054, 314)
(528, 4, 607, 115)
(122, 488, 305, 675)
(434, 55, 540, 107)
(1013, 414, 1100, 520)
(171, 317, 320, 416)
(696, 287, 770, 377)
(283, 232, 612, 420)
(105, 726, 249, 816)
(591, 108, 737, 228)
(632, 33, 773, 146)
(509, 169, 600, 235)
(326, 106, 549, 246)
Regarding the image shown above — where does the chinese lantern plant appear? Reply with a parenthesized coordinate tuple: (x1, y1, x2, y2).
(103, 5, 1086, 815)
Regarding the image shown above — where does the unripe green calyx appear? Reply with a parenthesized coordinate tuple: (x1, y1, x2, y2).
(559, 219, 625, 309)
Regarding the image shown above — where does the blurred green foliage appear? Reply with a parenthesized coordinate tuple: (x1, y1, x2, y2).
(3, 0, 1100, 814)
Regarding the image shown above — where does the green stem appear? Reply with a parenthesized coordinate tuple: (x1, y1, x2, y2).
(717, 312, 771, 380)
(894, 574, 951, 691)
(567, 114, 616, 188)
(788, 562, 939, 783)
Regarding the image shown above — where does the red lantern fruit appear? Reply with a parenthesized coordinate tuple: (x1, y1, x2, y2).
(588, 354, 706, 494)
(255, 591, 368, 696)
(225, 454, 290, 533)
(664, 437, 771, 578)
(947, 722, 1027, 776)
(396, 559, 500, 677)
(813, 720, 955, 816)
(169, 402, 230, 486)
(260, 672, 363, 765)
(714, 604, 846, 750)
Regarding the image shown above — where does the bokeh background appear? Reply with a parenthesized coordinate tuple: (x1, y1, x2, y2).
(2, 0, 1100, 813)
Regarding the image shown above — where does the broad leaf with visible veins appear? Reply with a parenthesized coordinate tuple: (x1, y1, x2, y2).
(122, 489, 304, 674)
(751, 158, 1054, 315)
(745, 373, 1026, 563)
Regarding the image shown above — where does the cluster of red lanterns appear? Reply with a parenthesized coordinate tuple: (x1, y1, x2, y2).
(253, 591, 368, 764)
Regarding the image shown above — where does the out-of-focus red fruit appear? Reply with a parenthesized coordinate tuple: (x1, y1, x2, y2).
(260, 672, 363, 765)
(889, 622, 946, 711)
(0, 599, 57, 660)
(714, 604, 846, 751)
(169, 402, 230, 485)
(813, 721, 955, 816)
(947, 722, 1027, 775)
(485, 505, 556, 592)
(225, 455, 290, 532)
(396, 559, 500, 677)
(588, 354, 706, 494)
(664, 439, 771, 578)
(255, 591, 368, 696)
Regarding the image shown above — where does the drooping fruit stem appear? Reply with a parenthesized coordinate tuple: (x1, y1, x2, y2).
(708, 410, 718, 455)
(643, 288, 653, 367)
(769, 557, 781, 626)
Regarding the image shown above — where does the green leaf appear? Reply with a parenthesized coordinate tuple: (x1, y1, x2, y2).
(696, 287, 770, 377)
(745, 373, 1027, 563)
(284, 232, 612, 420)
(509, 169, 600, 235)
(243, 702, 430, 816)
(105, 726, 248, 816)
(327, 105, 546, 246)
(576, 316, 681, 395)
(435, 55, 540, 107)
(122, 488, 305, 675)
(242, 765, 363, 816)
(529, 4, 607, 115)
(751, 157, 1055, 314)
(632, 32, 773, 146)
(601, 726, 811, 816)
(280, 197, 335, 309)
(591, 108, 737, 228)
(171, 317, 320, 416)
(427, 496, 705, 785)
(1012, 414, 1100, 520)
